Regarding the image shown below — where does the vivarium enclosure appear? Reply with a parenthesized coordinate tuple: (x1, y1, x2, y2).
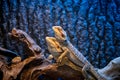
(0, 0, 120, 80)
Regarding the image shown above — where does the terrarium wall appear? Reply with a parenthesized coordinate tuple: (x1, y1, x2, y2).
(0, 0, 120, 68)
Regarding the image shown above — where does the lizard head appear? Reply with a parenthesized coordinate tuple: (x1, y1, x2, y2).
(10, 28, 42, 55)
(46, 37, 63, 53)
(46, 37, 63, 60)
(52, 26, 68, 43)
(9, 28, 26, 41)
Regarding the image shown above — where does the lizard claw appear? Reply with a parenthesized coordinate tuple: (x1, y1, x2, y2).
(57, 57, 62, 64)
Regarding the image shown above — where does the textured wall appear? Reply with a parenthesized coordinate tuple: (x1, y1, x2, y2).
(0, 0, 120, 68)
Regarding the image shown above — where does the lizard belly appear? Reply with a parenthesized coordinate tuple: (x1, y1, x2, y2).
(64, 57, 82, 72)
(68, 53, 84, 68)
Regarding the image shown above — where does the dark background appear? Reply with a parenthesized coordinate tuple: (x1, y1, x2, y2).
(0, 0, 120, 68)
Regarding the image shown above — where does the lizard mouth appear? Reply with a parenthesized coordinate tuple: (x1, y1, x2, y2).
(46, 37, 63, 53)
(46, 37, 56, 46)
(46, 37, 54, 41)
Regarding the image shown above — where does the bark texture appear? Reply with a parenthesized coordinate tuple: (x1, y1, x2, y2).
(0, 0, 120, 68)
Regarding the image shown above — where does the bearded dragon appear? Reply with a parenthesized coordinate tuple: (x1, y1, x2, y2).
(52, 26, 106, 80)
(46, 37, 82, 72)
(9, 28, 42, 57)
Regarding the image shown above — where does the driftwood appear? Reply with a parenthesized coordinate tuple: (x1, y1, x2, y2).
(0, 28, 84, 80)
(0, 28, 120, 80)
(2, 56, 36, 80)
(98, 57, 120, 80)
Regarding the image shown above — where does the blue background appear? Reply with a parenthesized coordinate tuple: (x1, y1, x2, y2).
(0, 0, 120, 68)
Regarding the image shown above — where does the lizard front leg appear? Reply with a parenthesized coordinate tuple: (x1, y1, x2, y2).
(57, 48, 69, 65)
(82, 64, 96, 80)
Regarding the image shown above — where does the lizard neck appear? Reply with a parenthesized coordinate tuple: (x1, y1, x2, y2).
(66, 40, 88, 64)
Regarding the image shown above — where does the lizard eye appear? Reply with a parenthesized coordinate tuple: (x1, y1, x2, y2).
(14, 33, 19, 37)
(19, 34, 25, 39)
(57, 46, 60, 48)
(61, 33, 65, 38)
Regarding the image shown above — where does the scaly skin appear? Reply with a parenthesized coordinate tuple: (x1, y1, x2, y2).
(46, 37, 62, 60)
(9, 28, 42, 57)
(52, 26, 106, 80)
(46, 37, 82, 72)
